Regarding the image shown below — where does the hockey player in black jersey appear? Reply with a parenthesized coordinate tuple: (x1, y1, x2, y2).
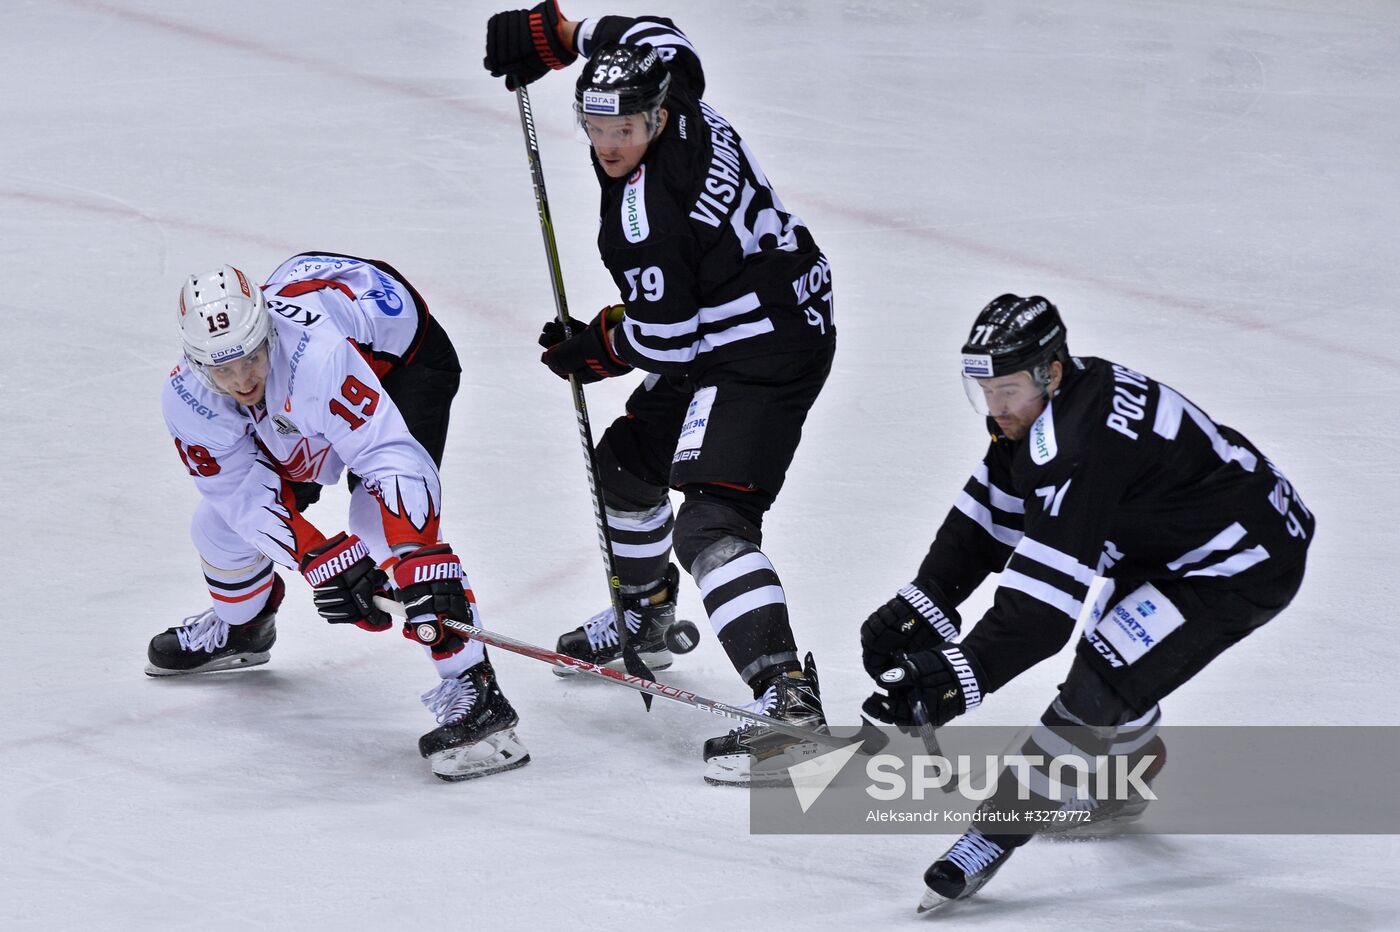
(484, 3, 835, 784)
(856, 295, 1314, 912)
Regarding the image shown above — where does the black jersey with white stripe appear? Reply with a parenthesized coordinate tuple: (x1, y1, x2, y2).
(914, 356, 1314, 693)
(577, 15, 833, 381)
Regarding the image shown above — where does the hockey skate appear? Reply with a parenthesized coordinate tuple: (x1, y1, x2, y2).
(554, 564, 684, 676)
(917, 829, 1014, 914)
(419, 654, 530, 782)
(1040, 735, 1167, 840)
(145, 575, 283, 676)
(702, 653, 826, 787)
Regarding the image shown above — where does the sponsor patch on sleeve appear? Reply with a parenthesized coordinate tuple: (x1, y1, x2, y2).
(1029, 404, 1058, 465)
(622, 165, 650, 243)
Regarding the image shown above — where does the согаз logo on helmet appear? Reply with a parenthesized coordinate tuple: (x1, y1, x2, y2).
(209, 345, 247, 363)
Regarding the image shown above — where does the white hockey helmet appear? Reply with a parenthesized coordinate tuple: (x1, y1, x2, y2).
(177, 265, 274, 392)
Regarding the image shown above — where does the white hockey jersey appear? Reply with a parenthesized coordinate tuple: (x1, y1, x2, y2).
(162, 255, 443, 568)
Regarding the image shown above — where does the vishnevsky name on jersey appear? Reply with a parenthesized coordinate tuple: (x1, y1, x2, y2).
(688, 101, 744, 228)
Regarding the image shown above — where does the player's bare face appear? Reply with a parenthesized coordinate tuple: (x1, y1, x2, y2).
(586, 110, 666, 178)
(207, 344, 270, 406)
(975, 371, 1050, 441)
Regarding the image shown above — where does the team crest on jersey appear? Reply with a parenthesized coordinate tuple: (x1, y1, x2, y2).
(1030, 405, 1058, 465)
(272, 414, 300, 436)
(623, 166, 649, 243)
(280, 438, 330, 482)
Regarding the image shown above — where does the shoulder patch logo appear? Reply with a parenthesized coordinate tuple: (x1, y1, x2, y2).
(622, 165, 649, 243)
(1030, 403, 1058, 465)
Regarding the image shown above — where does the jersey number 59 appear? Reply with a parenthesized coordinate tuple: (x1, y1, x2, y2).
(623, 266, 664, 302)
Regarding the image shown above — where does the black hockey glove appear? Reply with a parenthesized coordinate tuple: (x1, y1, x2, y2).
(862, 644, 986, 728)
(538, 306, 632, 383)
(393, 544, 471, 657)
(289, 480, 323, 513)
(299, 532, 392, 632)
(484, 0, 578, 91)
(860, 581, 961, 679)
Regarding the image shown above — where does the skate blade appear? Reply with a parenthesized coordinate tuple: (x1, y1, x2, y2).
(916, 856, 1006, 914)
(916, 888, 955, 915)
(551, 650, 673, 678)
(702, 741, 824, 787)
(703, 754, 753, 787)
(144, 652, 271, 677)
(429, 728, 531, 782)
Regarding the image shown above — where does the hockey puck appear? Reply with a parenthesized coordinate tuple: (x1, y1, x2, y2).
(664, 618, 701, 655)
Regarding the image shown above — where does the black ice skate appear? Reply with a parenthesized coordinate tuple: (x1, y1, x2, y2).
(145, 575, 283, 676)
(1040, 735, 1167, 840)
(702, 653, 826, 787)
(917, 829, 1014, 914)
(554, 564, 680, 676)
(419, 654, 530, 782)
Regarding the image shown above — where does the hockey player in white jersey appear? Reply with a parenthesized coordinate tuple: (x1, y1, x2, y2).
(152, 254, 528, 781)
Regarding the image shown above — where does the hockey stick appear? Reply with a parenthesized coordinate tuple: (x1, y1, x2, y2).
(376, 595, 878, 752)
(911, 698, 960, 794)
(513, 84, 654, 707)
(891, 650, 959, 793)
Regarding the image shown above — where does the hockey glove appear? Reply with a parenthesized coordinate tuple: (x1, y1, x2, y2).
(299, 532, 393, 631)
(862, 644, 986, 728)
(393, 544, 471, 658)
(484, 0, 577, 91)
(538, 306, 632, 383)
(860, 581, 961, 679)
(289, 480, 323, 512)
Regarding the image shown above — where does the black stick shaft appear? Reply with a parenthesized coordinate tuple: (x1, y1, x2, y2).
(513, 86, 653, 706)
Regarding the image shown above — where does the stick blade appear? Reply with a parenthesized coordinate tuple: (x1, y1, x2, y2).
(621, 643, 655, 711)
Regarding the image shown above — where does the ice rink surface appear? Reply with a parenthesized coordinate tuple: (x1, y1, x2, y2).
(3, 0, 1398, 928)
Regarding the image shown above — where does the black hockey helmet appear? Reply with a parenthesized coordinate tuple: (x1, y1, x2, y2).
(960, 294, 1069, 381)
(574, 43, 671, 119)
